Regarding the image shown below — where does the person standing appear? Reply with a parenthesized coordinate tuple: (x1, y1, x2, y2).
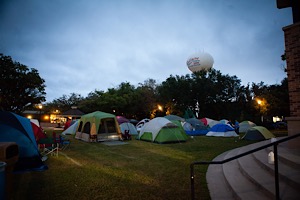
(234, 120, 239, 134)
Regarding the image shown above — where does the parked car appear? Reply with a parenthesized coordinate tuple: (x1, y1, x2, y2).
(275, 121, 287, 129)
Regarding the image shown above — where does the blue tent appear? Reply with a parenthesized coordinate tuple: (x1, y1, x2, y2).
(206, 123, 238, 137)
(0, 111, 47, 172)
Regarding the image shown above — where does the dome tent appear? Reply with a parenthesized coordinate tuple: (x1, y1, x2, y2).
(242, 126, 275, 141)
(136, 118, 150, 132)
(0, 111, 47, 172)
(164, 115, 185, 122)
(120, 122, 138, 136)
(116, 116, 130, 124)
(138, 117, 188, 143)
(239, 121, 256, 133)
(206, 123, 238, 137)
(186, 118, 206, 130)
(185, 118, 209, 136)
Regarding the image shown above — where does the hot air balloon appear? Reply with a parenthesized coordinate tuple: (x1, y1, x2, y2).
(187, 52, 214, 73)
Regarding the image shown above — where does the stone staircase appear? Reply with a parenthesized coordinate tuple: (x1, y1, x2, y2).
(206, 138, 300, 200)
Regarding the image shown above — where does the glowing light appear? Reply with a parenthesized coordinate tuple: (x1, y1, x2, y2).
(38, 104, 43, 109)
(158, 105, 163, 111)
(257, 99, 262, 105)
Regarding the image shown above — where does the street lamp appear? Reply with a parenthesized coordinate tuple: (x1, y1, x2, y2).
(256, 99, 263, 123)
(158, 105, 163, 111)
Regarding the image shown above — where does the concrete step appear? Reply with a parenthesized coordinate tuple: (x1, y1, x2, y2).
(252, 148, 300, 189)
(206, 151, 235, 199)
(222, 147, 269, 200)
(244, 139, 300, 189)
(265, 137, 300, 169)
(238, 143, 300, 200)
(206, 139, 300, 200)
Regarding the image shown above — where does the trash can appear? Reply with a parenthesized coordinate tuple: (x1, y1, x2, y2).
(0, 142, 19, 200)
(0, 162, 6, 200)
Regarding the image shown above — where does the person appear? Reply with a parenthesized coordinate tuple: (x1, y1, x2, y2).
(234, 120, 239, 134)
(122, 130, 131, 140)
(227, 119, 233, 127)
(64, 118, 71, 130)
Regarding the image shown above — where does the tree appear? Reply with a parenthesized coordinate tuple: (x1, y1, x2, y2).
(78, 90, 105, 113)
(157, 69, 244, 120)
(0, 54, 46, 114)
(45, 93, 84, 113)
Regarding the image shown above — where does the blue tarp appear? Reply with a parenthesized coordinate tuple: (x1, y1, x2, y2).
(0, 111, 47, 172)
(185, 129, 209, 136)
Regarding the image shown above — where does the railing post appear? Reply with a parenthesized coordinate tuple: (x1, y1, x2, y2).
(190, 163, 195, 200)
(273, 143, 280, 200)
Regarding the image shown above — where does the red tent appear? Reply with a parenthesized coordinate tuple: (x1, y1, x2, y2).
(31, 122, 47, 143)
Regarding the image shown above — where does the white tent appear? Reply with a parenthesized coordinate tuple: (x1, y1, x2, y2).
(62, 120, 79, 135)
(120, 122, 138, 135)
(136, 118, 150, 132)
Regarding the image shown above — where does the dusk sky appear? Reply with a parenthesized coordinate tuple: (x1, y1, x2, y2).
(0, 0, 292, 102)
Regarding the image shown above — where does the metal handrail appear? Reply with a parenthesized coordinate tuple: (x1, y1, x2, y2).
(190, 133, 300, 200)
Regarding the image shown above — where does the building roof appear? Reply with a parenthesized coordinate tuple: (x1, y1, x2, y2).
(61, 108, 85, 117)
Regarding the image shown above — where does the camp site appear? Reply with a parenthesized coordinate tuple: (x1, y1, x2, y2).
(1, 110, 297, 200)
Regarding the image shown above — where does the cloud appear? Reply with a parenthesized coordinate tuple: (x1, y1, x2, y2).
(0, 0, 292, 102)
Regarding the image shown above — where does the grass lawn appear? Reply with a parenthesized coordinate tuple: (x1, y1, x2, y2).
(11, 129, 286, 200)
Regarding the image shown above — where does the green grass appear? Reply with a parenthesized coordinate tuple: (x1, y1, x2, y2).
(12, 129, 286, 200)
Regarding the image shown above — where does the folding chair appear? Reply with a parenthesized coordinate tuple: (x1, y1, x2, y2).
(59, 135, 71, 150)
(38, 137, 59, 157)
(52, 131, 70, 150)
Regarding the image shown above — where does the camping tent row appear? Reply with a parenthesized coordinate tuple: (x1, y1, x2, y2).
(73, 113, 188, 144)
(70, 111, 274, 142)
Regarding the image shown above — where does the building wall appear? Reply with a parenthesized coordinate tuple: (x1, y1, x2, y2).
(283, 22, 300, 148)
(284, 22, 300, 117)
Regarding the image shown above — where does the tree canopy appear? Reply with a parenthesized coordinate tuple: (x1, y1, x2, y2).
(0, 54, 46, 114)
(46, 69, 289, 125)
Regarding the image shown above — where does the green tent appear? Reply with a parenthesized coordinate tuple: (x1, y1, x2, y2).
(75, 111, 122, 142)
(242, 126, 275, 141)
(239, 120, 256, 133)
(138, 117, 188, 143)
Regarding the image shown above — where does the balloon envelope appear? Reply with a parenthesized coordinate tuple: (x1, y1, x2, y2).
(187, 52, 214, 72)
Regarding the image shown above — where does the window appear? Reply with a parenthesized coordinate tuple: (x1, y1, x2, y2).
(82, 122, 91, 134)
(97, 118, 117, 134)
(106, 119, 116, 133)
